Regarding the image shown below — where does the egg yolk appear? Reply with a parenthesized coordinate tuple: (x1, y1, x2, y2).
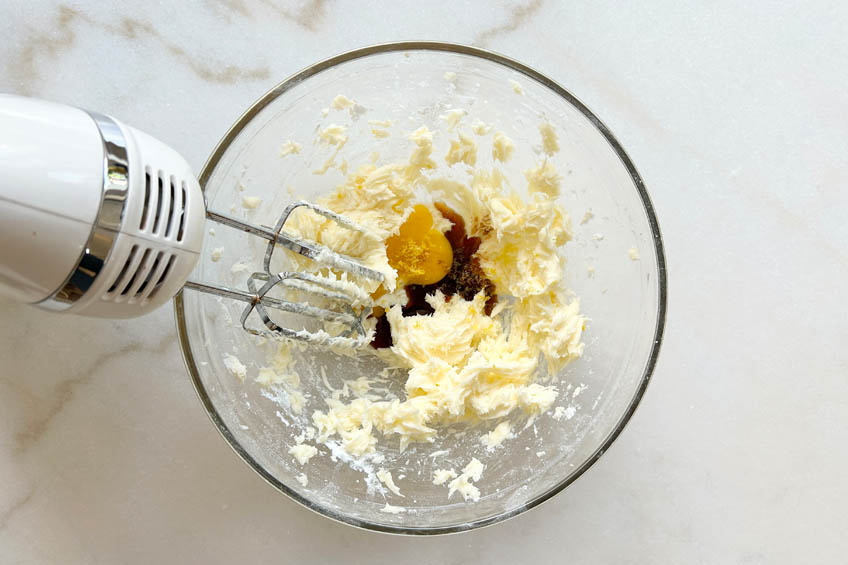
(386, 205, 453, 285)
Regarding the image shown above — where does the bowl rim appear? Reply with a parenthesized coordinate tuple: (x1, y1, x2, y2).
(174, 40, 667, 535)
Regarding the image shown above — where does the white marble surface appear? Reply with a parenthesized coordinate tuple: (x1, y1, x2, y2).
(2, 1, 847, 562)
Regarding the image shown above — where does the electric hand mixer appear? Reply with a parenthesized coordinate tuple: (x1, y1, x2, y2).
(0, 94, 383, 347)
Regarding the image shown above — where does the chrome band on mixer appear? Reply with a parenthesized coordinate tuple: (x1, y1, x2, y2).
(37, 112, 129, 311)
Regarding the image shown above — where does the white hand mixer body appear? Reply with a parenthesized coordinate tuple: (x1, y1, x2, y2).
(0, 94, 383, 346)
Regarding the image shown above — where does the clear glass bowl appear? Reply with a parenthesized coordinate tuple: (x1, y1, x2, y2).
(175, 42, 666, 534)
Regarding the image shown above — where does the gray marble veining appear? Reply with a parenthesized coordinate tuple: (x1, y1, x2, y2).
(1, 1, 846, 563)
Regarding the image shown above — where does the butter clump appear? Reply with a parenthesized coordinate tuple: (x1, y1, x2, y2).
(482, 421, 513, 450)
(241, 195, 262, 209)
(433, 469, 458, 485)
(289, 443, 317, 465)
(539, 122, 559, 155)
(524, 161, 561, 197)
(447, 458, 485, 502)
(331, 94, 355, 110)
(279, 140, 302, 156)
(318, 124, 348, 147)
(492, 131, 515, 162)
(276, 111, 585, 473)
(445, 133, 477, 166)
(439, 109, 466, 131)
(223, 354, 246, 381)
(471, 120, 492, 135)
(376, 468, 404, 497)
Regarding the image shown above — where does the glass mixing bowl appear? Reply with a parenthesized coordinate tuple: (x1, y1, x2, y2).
(175, 42, 666, 534)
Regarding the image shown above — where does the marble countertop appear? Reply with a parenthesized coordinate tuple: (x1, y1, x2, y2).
(2, 1, 846, 562)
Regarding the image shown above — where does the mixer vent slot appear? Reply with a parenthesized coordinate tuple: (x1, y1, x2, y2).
(104, 246, 175, 303)
(136, 251, 162, 295)
(164, 175, 176, 238)
(108, 244, 139, 294)
(152, 173, 164, 234)
(140, 170, 151, 230)
(177, 181, 187, 242)
(147, 255, 176, 300)
(141, 167, 185, 240)
(122, 248, 152, 296)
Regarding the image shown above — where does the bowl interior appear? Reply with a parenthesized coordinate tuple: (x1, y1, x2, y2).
(177, 44, 664, 533)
